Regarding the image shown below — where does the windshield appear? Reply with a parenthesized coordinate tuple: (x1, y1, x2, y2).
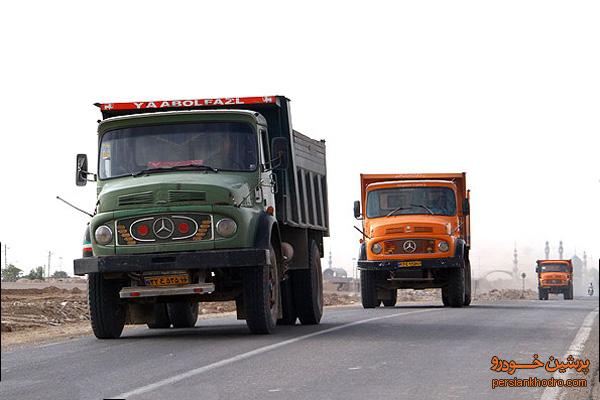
(366, 186, 456, 218)
(99, 122, 258, 179)
(540, 264, 569, 272)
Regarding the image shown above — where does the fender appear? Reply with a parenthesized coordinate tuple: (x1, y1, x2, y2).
(453, 239, 467, 261)
(254, 211, 281, 251)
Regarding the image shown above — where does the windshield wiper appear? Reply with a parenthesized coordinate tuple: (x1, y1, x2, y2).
(410, 204, 434, 215)
(132, 164, 218, 177)
(386, 206, 410, 217)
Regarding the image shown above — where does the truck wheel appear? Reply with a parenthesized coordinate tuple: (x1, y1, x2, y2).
(441, 287, 450, 306)
(88, 273, 126, 339)
(446, 266, 465, 308)
(463, 259, 472, 306)
(382, 289, 397, 307)
(277, 276, 297, 326)
(360, 269, 379, 308)
(564, 285, 574, 300)
(243, 245, 280, 334)
(147, 303, 171, 329)
(292, 240, 324, 325)
(167, 301, 199, 328)
(538, 289, 545, 300)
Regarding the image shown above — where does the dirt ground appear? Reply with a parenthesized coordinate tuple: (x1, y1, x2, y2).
(1, 286, 537, 350)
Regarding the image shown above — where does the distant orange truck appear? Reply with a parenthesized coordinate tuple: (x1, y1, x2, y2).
(536, 260, 574, 300)
(354, 173, 471, 308)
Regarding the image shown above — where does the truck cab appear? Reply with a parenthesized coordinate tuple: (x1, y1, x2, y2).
(354, 173, 471, 308)
(74, 96, 328, 338)
(536, 259, 573, 300)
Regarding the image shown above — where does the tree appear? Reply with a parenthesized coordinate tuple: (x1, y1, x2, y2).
(26, 266, 45, 280)
(1, 264, 23, 282)
(51, 270, 69, 279)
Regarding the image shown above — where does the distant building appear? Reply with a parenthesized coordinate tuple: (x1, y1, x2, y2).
(323, 267, 348, 280)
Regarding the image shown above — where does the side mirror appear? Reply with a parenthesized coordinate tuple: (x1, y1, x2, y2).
(76, 154, 88, 186)
(535, 265, 541, 273)
(271, 137, 289, 170)
(354, 200, 362, 219)
(462, 198, 470, 215)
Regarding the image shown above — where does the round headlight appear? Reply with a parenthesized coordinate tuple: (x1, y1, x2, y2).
(438, 241, 449, 252)
(95, 225, 113, 245)
(372, 242, 382, 254)
(216, 218, 237, 237)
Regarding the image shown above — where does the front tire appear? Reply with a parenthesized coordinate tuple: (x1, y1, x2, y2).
(446, 266, 465, 308)
(88, 273, 126, 339)
(292, 240, 324, 325)
(463, 259, 472, 306)
(361, 269, 379, 308)
(167, 301, 199, 328)
(243, 245, 280, 334)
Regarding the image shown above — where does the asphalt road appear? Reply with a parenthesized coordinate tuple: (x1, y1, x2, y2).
(1, 297, 598, 400)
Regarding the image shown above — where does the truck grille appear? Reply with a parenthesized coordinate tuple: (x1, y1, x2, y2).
(383, 239, 435, 255)
(543, 279, 563, 285)
(115, 213, 212, 246)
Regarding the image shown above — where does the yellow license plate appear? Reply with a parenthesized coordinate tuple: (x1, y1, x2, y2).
(398, 261, 422, 267)
(144, 274, 190, 287)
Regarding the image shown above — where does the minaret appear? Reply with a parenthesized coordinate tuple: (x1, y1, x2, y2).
(544, 241, 550, 259)
(513, 244, 519, 278)
(559, 241, 564, 260)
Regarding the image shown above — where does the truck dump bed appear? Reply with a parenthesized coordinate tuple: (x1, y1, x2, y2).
(95, 96, 329, 235)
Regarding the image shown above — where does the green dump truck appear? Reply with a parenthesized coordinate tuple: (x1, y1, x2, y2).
(74, 96, 329, 338)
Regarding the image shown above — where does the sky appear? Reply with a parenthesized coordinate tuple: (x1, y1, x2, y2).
(0, 1, 598, 279)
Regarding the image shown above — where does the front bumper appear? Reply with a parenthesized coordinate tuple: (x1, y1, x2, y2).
(357, 256, 461, 271)
(74, 248, 269, 275)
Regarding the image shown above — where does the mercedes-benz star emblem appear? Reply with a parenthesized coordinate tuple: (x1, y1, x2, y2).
(403, 240, 417, 253)
(153, 217, 175, 239)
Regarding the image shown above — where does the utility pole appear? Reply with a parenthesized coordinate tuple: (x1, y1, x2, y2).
(47, 251, 53, 278)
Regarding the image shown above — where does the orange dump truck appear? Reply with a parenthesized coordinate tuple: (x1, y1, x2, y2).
(536, 260, 573, 300)
(354, 173, 471, 308)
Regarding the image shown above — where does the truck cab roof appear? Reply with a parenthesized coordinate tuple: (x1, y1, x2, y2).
(98, 109, 268, 133)
(366, 180, 457, 191)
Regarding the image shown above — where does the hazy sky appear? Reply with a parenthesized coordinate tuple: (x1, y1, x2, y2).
(0, 1, 598, 278)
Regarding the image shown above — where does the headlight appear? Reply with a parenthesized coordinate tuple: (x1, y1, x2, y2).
(372, 242, 382, 254)
(216, 218, 237, 237)
(438, 241, 449, 252)
(95, 225, 113, 245)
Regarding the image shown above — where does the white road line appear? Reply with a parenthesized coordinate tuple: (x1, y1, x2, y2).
(540, 307, 599, 400)
(116, 308, 438, 399)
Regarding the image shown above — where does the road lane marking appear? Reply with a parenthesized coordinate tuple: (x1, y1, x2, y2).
(116, 308, 439, 399)
(540, 306, 599, 400)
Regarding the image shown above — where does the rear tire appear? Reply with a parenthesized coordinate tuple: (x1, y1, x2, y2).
(361, 269, 379, 308)
(88, 273, 126, 339)
(382, 289, 397, 307)
(277, 276, 297, 326)
(292, 240, 324, 325)
(243, 245, 280, 334)
(167, 301, 199, 328)
(441, 287, 450, 306)
(147, 303, 171, 329)
(446, 266, 465, 308)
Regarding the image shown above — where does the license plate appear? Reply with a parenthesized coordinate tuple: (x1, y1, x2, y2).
(398, 261, 422, 267)
(144, 274, 190, 287)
